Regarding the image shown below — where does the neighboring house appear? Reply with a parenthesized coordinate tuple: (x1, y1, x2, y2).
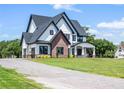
(115, 43, 124, 58)
(21, 12, 95, 58)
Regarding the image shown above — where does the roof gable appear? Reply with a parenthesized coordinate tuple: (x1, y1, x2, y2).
(56, 16, 75, 34)
(20, 32, 33, 45)
(50, 30, 70, 45)
(29, 21, 59, 43)
(71, 20, 88, 36)
(24, 12, 88, 44)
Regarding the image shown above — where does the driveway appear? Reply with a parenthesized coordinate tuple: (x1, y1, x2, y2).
(0, 59, 124, 89)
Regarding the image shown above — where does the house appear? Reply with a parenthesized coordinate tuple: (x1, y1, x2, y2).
(115, 42, 124, 58)
(21, 12, 95, 58)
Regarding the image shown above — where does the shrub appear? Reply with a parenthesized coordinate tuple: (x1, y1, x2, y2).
(103, 50, 115, 58)
(69, 54, 74, 58)
(37, 55, 51, 58)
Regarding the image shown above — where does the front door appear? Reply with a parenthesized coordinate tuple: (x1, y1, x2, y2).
(77, 49, 82, 56)
(31, 48, 35, 58)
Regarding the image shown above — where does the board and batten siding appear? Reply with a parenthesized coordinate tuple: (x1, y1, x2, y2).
(28, 19, 37, 33)
(22, 38, 27, 57)
(56, 17, 77, 44)
(38, 23, 58, 41)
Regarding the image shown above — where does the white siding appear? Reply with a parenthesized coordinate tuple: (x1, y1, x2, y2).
(22, 38, 27, 57)
(38, 23, 58, 41)
(56, 18, 77, 44)
(22, 38, 27, 49)
(28, 19, 36, 33)
(83, 37, 86, 42)
(115, 48, 124, 58)
(57, 18, 72, 34)
(63, 14, 77, 34)
(27, 44, 50, 55)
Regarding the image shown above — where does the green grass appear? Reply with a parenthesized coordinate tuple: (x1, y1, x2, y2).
(32, 58, 124, 78)
(0, 66, 44, 89)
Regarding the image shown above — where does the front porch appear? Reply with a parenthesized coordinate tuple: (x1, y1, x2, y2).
(70, 43, 95, 57)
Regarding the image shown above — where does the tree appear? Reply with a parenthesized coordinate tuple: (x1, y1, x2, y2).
(0, 39, 21, 58)
(82, 26, 116, 58)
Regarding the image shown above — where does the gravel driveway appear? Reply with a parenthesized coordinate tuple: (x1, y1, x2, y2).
(0, 59, 124, 89)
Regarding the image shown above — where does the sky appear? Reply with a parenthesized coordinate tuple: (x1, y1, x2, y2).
(0, 4, 124, 44)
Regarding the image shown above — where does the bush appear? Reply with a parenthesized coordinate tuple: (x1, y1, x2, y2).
(37, 55, 51, 58)
(103, 50, 115, 58)
(69, 54, 74, 58)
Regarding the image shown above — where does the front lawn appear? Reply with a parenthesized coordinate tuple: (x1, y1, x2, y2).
(0, 66, 44, 89)
(32, 58, 124, 78)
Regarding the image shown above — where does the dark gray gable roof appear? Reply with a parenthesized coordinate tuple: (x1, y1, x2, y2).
(31, 14, 51, 26)
(21, 32, 33, 45)
(32, 12, 88, 37)
(23, 12, 88, 44)
(29, 21, 59, 44)
(71, 20, 88, 36)
(50, 30, 70, 44)
(35, 40, 50, 44)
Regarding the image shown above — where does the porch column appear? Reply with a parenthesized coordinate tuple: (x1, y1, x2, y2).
(82, 47, 85, 56)
(84, 48, 87, 57)
(93, 47, 95, 57)
(74, 46, 77, 56)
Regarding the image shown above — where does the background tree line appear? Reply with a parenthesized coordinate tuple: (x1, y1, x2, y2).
(83, 26, 117, 58)
(0, 39, 21, 58)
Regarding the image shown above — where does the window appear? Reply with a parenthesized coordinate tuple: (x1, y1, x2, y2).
(72, 35, 76, 41)
(50, 30, 54, 35)
(39, 46, 48, 54)
(72, 48, 75, 55)
(119, 47, 122, 52)
(78, 37, 83, 42)
(56, 47, 64, 55)
(65, 34, 70, 40)
(119, 49, 122, 52)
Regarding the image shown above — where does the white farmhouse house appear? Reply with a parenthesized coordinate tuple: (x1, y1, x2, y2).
(21, 12, 95, 58)
(115, 43, 124, 58)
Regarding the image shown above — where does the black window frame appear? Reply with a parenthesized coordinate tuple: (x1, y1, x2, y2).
(50, 30, 54, 35)
(72, 35, 76, 41)
(39, 46, 48, 54)
(56, 47, 64, 55)
(78, 37, 83, 42)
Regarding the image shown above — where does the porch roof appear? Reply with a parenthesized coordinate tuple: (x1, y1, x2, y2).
(71, 42, 95, 48)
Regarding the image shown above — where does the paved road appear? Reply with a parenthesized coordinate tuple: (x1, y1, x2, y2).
(0, 59, 124, 89)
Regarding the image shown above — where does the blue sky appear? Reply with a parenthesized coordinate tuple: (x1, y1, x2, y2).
(0, 4, 124, 44)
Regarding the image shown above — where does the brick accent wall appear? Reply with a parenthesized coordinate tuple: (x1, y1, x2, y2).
(51, 32, 70, 57)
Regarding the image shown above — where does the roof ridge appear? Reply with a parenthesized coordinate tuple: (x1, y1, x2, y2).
(31, 14, 52, 18)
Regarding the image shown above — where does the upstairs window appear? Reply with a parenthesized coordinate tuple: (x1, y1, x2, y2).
(50, 30, 54, 35)
(65, 34, 70, 40)
(72, 35, 76, 41)
(78, 37, 83, 42)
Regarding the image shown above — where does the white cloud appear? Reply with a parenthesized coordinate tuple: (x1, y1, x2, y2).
(87, 29, 99, 34)
(120, 31, 124, 36)
(121, 17, 124, 21)
(53, 4, 82, 13)
(97, 17, 124, 30)
(103, 33, 114, 37)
